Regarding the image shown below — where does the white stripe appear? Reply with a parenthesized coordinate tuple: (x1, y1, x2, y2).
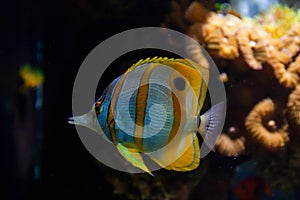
(143, 65, 173, 139)
(176, 88, 197, 158)
(114, 63, 149, 137)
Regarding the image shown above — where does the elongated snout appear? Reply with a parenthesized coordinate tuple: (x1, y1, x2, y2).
(68, 110, 99, 132)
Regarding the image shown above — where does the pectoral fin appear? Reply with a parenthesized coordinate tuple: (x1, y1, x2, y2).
(116, 143, 153, 176)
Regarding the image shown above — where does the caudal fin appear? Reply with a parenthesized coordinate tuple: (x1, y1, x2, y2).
(198, 102, 225, 158)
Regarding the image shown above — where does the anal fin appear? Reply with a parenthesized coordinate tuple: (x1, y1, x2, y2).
(117, 143, 153, 176)
(149, 133, 200, 172)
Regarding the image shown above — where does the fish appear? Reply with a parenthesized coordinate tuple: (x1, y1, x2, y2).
(69, 57, 224, 175)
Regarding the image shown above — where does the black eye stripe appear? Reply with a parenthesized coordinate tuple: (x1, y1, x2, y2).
(174, 77, 186, 91)
(95, 106, 100, 112)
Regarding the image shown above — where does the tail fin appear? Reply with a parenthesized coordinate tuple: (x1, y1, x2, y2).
(198, 102, 225, 158)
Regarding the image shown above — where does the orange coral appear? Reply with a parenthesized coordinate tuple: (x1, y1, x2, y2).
(288, 54, 300, 74)
(185, 2, 300, 86)
(201, 22, 223, 51)
(185, 2, 267, 68)
(245, 99, 289, 151)
(271, 62, 299, 88)
(215, 134, 245, 157)
(184, 1, 212, 24)
(237, 26, 266, 70)
(287, 84, 300, 130)
(266, 22, 300, 88)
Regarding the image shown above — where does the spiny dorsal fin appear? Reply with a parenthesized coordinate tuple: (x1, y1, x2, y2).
(128, 57, 175, 70)
(127, 57, 204, 74)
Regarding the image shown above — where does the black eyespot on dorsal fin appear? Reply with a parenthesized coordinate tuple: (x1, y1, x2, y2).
(174, 77, 186, 91)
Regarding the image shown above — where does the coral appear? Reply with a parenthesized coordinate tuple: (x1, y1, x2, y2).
(271, 62, 299, 88)
(215, 134, 245, 157)
(185, 2, 268, 70)
(158, 0, 300, 193)
(245, 98, 289, 151)
(287, 84, 300, 131)
(190, 12, 241, 60)
(185, 2, 300, 88)
(255, 4, 300, 38)
(218, 72, 228, 83)
(184, 1, 212, 24)
(236, 25, 265, 70)
(266, 22, 300, 88)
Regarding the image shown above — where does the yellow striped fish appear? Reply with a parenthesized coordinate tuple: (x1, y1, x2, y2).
(69, 57, 223, 175)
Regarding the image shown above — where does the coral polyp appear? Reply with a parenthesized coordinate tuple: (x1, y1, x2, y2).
(215, 134, 245, 157)
(245, 98, 289, 151)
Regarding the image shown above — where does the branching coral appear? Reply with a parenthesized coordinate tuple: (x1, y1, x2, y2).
(185, 2, 268, 70)
(236, 25, 266, 70)
(218, 15, 240, 59)
(185, 2, 300, 88)
(287, 84, 300, 131)
(266, 21, 300, 88)
(245, 98, 289, 151)
(188, 12, 241, 60)
(270, 62, 299, 88)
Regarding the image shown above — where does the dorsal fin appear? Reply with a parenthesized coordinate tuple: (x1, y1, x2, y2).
(127, 57, 206, 72)
(128, 57, 174, 71)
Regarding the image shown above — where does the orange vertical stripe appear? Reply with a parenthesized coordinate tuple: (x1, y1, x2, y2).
(168, 92, 181, 143)
(134, 63, 159, 151)
(108, 74, 129, 144)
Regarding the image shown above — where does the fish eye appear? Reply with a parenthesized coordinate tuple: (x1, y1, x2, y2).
(95, 105, 100, 112)
(174, 77, 186, 91)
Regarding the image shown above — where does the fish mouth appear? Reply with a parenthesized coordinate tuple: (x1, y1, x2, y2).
(68, 117, 76, 125)
(68, 115, 89, 126)
(68, 110, 99, 133)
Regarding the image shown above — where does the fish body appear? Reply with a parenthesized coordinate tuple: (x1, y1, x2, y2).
(69, 57, 224, 174)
